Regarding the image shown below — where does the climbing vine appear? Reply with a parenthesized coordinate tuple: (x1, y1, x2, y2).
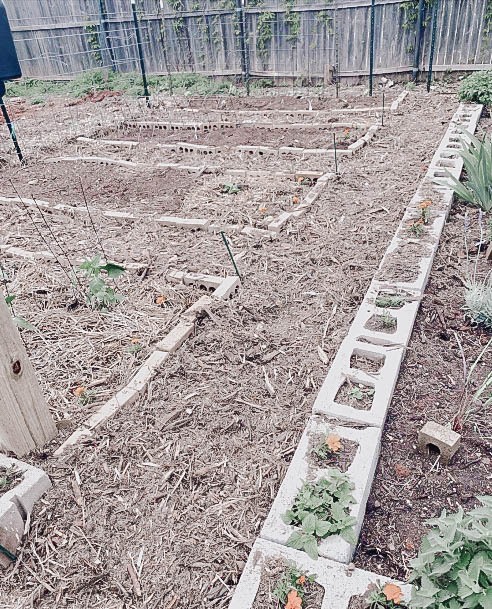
(256, 11, 274, 59)
(285, 0, 301, 44)
(400, 0, 436, 31)
(167, 0, 186, 34)
(485, 0, 492, 36)
(84, 25, 103, 65)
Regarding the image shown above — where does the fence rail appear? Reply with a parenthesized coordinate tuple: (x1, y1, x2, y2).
(3, 0, 492, 82)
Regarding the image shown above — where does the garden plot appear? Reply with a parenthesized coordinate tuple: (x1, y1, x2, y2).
(0, 201, 237, 434)
(355, 201, 492, 580)
(0, 159, 316, 230)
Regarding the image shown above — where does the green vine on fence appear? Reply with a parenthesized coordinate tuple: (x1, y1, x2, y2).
(400, 0, 436, 31)
(485, 0, 492, 35)
(285, 0, 301, 44)
(84, 25, 103, 66)
(256, 11, 274, 59)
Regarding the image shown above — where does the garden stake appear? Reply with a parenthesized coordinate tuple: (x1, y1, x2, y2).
(131, 0, 151, 107)
(98, 0, 116, 72)
(381, 91, 385, 126)
(333, 133, 339, 175)
(0, 81, 24, 165)
(368, 0, 376, 96)
(0, 543, 16, 563)
(220, 231, 241, 279)
(427, 0, 440, 93)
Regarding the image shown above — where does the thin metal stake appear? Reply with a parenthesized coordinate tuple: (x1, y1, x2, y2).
(427, 0, 440, 93)
(382, 91, 385, 127)
(369, 0, 376, 96)
(220, 231, 241, 279)
(0, 83, 24, 165)
(131, 0, 151, 107)
(0, 543, 17, 563)
(333, 133, 339, 175)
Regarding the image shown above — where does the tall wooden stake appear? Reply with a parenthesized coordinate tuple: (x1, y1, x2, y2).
(0, 293, 56, 456)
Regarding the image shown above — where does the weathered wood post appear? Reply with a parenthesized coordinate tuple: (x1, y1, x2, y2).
(0, 293, 56, 456)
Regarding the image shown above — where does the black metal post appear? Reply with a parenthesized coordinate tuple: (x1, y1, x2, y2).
(427, 0, 439, 93)
(220, 232, 242, 279)
(333, 133, 338, 175)
(236, 0, 250, 95)
(369, 0, 376, 96)
(0, 81, 24, 165)
(130, 0, 150, 107)
(381, 91, 385, 126)
(98, 0, 116, 72)
(412, 0, 425, 82)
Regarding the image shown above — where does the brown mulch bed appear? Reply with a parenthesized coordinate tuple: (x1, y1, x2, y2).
(355, 203, 492, 579)
(0, 87, 463, 608)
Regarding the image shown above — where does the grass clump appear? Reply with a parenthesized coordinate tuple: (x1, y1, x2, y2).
(464, 274, 492, 329)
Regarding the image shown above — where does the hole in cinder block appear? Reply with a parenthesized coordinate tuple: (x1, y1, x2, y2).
(365, 312, 397, 334)
(348, 595, 367, 609)
(374, 291, 406, 309)
(350, 350, 385, 375)
(426, 443, 441, 458)
(335, 378, 375, 410)
(433, 170, 447, 177)
(252, 560, 325, 608)
(310, 432, 358, 472)
(437, 159, 456, 168)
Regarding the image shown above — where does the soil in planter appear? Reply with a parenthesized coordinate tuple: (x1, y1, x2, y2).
(350, 354, 385, 374)
(0, 467, 22, 495)
(347, 596, 367, 609)
(252, 560, 325, 609)
(365, 313, 398, 334)
(310, 435, 358, 472)
(336, 381, 375, 410)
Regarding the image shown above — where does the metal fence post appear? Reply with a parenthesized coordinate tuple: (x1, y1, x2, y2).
(98, 0, 116, 72)
(130, 0, 150, 106)
(369, 0, 376, 96)
(427, 0, 440, 92)
(236, 0, 250, 95)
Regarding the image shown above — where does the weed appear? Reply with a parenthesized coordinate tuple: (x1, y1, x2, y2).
(408, 219, 425, 237)
(375, 294, 405, 308)
(273, 566, 316, 606)
(406, 81, 416, 90)
(348, 385, 375, 401)
(78, 254, 125, 310)
(378, 312, 397, 329)
(282, 469, 356, 559)
(0, 466, 22, 495)
(221, 183, 241, 195)
(409, 497, 492, 609)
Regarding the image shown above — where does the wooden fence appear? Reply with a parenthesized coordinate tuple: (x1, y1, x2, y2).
(3, 0, 492, 82)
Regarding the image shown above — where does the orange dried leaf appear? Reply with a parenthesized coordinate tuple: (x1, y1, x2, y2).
(297, 575, 306, 586)
(419, 199, 432, 209)
(259, 206, 268, 214)
(74, 386, 86, 397)
(285, 589, 302, 609)
(293, 196, 300, 205)
(156, 295, 167, 305)
(383, 583, 403, 604)
(130, 337, 141, 344)
(325, 434, 342, 453)
(297, 176, 303, 183)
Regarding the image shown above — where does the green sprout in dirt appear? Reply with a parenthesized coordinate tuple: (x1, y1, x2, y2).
(0, 466, 22, 494)
(78, 255, 126, 310)
(348, 384, 375, 401)
(363, 581, 407, 608)
(4, 294, 37, 331)
(408, 200, 432, 237)
(273, 566, 316, 607)
(313, 433, 343, 461)
(283, 468, 356, 559)
(221, 183, 241, 195)
(375, 294, 405, 309)
(409, 497, 492, 609)
(376, 311, 397, 330)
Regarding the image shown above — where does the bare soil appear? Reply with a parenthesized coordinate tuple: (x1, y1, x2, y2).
(355, 203, 492, 580)
(0, 86, 468, 608)
(336, 381, 375, 410)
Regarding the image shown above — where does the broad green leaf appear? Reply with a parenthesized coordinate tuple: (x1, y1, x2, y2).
(101, 262, 126, 279)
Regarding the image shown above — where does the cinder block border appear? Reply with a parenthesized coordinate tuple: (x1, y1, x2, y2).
(229, 538, 411, 609)
(261, 417, 382, 563)
(0, 454, 51, 568)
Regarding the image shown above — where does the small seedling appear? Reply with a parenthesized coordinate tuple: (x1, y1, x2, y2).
(363, 581, 407, 608)
(408, 219, 425, 237)
(73, 386, 94, 406)
(375, 294, 405, 308)
(273, 566, 316, 608)
(0, 466, 22, 494)
(283, 468, 357, 559)
(378, 312, 397, 329)
(4, 295, 37, 331)
(78, 254, 125, 310)
(418, 199, 432, 224)
(348, 385, 375, 401)
(221, 183, 241, 195)
(313, 434, 343, 460)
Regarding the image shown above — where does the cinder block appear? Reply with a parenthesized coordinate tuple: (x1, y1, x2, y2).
(182, 295, 214, 319)
(182, 272, 222, 290)
(54, 428, 93, 456)
(312, 334, 406, 427)
(213, 276, 240, 300)
(261, 417, 382, 563)
(0, 454, 51, 568)
(84, 386, 140, 430)
(156, 216, 210, 230)
(241, 226, 277, 239)
(418, 421, 461, 464)
(229, 538, 411, 609)
(268, 212, 292, 233)
(155, 320, 195, 353)
(103, 210, 136, 221)
(127, 350, 169, 392)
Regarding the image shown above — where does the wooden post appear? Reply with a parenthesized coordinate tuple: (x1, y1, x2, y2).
(0, 293, 56, 456)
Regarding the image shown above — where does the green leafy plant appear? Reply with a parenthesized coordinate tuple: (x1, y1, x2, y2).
(440, 131, 492, 213)
(78, 255, 125, 310)
(363, 581, 407, 608)
(375, 294, 405, 308)
(257, 11, 274, 60)
(349, 385, 375, 401)
(221, 183, 241, 194)
(273, 566, 316, 606)
(408, 220, 425, 237)
(464, 274, 492, 328)
(409, 497, 492, 609)
(282, 469, 357, 559)
(458, 71, 492, 107)
(313, 433, 342, 461)
(4, 295, 37, 331)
